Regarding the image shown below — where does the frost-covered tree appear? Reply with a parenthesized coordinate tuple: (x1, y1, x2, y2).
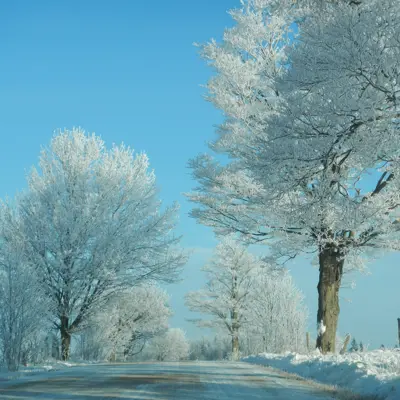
(185, 238, 263, 360)
(187, 0, 400, 353)
(188, 335, 231, 361)
(3, 129, 186, 360)
(0, 209, 50, 370)
(74, 326, 104, 361)
(91, 284, 171, 361)
(186, 238, 307, 358)
(246, 269, 308, 354)
(148, 328, 189, 361)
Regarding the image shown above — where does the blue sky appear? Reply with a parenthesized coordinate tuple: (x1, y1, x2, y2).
(1, 0, 399, 350)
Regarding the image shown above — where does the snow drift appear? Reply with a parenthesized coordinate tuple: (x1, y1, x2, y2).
(243, 350, 400, 400)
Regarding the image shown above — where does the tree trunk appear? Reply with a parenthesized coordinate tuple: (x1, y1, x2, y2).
(51, 333, 60, 359)
(397, 318, 400, 347)
(231, 333, 239, 361)
(5, 346, 19, 372)
(231, 308, 240, 361)
(231, 273, 240, 361)
(316, 245, 344, 354)
(60, 316, 71, 361)
(109, 351, 116, 363)
(340, 333, 351, 355)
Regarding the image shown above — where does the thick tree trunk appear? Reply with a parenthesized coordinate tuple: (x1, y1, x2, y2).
(60, 316, 71, 361)
(316, 245, 344, 354)
(5, 347, 19, 372)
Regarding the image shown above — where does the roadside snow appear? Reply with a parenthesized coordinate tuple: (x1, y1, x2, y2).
(243, 350, 400, 400)
(0, 359, 104, 384)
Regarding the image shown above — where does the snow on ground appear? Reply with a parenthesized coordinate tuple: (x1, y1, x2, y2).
(243, 349, 400, 400)
(0, 359, 105, 385)
(0, 361, 338, 399)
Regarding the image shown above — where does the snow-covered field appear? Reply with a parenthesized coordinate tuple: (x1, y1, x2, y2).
(243, 350, 400, 400)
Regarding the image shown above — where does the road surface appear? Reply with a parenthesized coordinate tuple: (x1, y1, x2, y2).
(0, 361, 335, 399)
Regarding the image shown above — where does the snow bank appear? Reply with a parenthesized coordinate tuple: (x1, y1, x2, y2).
(243, 350, 400, 399)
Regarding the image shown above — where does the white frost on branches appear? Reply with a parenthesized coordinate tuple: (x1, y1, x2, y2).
(187, 0, 400, 271)
(0, 208, 51, 370)
(1, 128, 186, 359)
(246, 268, 308, 353)
(148, 328, 190, 361)
(185, 238, 308, 355)
(90, 284, 171, 360)
(187, 0, 400, 351)
(185, 238, 263, 333)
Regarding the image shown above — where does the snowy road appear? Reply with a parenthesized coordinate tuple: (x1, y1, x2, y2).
(0, 361, 335, 399)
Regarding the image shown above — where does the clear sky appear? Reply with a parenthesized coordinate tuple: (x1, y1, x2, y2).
(1, 0, 399, 350)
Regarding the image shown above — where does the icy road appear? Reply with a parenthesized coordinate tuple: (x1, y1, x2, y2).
(0, 361, 336, 399)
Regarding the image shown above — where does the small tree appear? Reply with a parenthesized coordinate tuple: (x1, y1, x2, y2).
(186, 238, 307, 358)
(91, 284, 171, 361)
(4, 129, 186, 360)
(149, 329, 189, 361)
(349, 338, 359, 352)
(189, 335, 231, 361)
(185, 238, 263, 360)
(247, 268, 308, 354)
(359, 341, 364, 352)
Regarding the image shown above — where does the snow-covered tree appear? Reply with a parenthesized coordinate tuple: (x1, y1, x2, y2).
(246, 269, 308, 354)
(189, 335, 231, 361)
(3, 129, 186, 360)
(148, 328, 189, 361)
(187, 0, 400, 353)
(74, 326, 104, 361)
(91, 284, 171, 361)
(0, 209, 50, 370)
(185, 238, 307, 358)
(185, 238, 263, 360)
